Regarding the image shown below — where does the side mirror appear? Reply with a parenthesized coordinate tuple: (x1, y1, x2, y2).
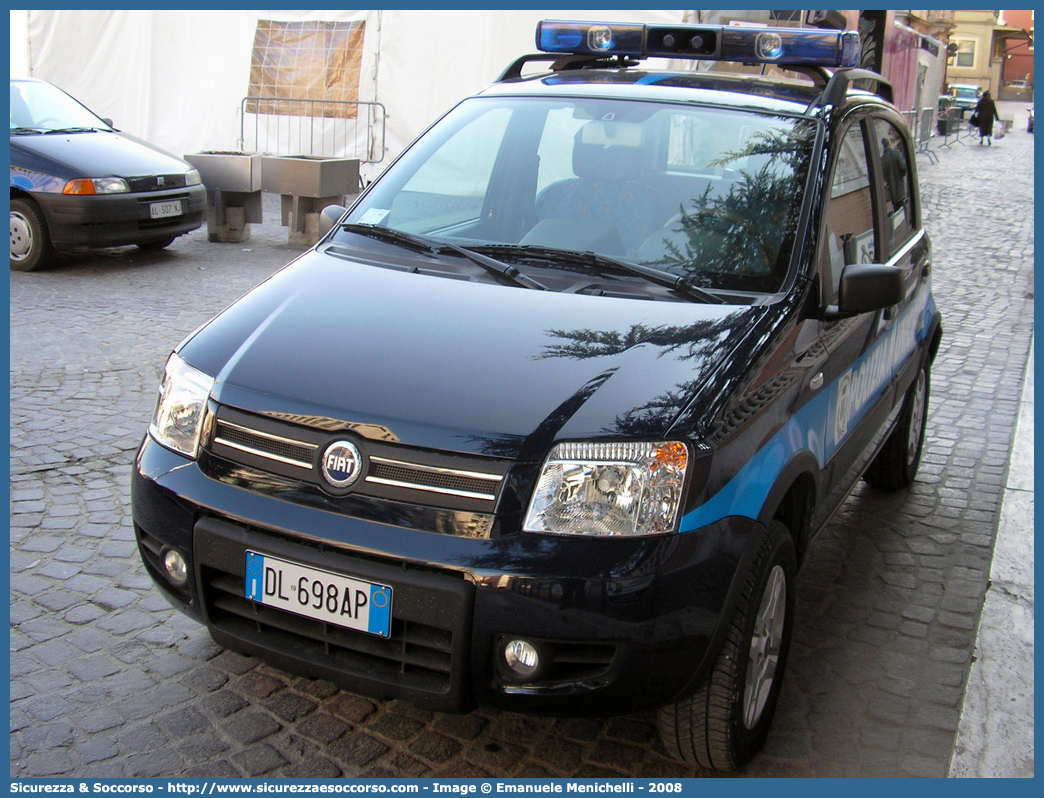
(100, 118, 113, 128)
(827, 263, 904, 317)
(318, 205, 348, 238)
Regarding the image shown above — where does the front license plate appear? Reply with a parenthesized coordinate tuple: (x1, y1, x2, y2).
(244, 551, 392, 638)
(149, 199, 183, 219)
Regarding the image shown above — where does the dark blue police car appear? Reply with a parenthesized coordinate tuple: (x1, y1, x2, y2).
(132, 21, 942, 770)
(10, 78, 205, 270)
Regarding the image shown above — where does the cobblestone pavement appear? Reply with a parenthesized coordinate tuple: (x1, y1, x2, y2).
(10, 104, 1035, 779)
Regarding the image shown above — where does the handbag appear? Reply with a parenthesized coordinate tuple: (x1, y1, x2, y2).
(969, 112, 980, 127)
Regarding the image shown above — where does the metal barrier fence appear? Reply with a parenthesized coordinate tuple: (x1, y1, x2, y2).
(917, 107, 939, 164)
(238, 97, 387, 163)
(937, 106, 974, 150)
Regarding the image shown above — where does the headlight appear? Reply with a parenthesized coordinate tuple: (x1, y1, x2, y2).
(185, 168, 202, 186)
(62, 177, 130, 195)
(148, 353, 215, 458)
(523, 441, 689, 537)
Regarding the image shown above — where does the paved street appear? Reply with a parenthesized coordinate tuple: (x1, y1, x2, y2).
(9, 103, 1035, 779)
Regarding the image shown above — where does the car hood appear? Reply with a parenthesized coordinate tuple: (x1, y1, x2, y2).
(10, 129, 191, 178)
(180, 248, 767, 458)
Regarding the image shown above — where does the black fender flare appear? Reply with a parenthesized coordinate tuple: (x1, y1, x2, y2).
(756, 450, 820, 524)
(756, 449, 821, 562)
(926, 310, 943, 365)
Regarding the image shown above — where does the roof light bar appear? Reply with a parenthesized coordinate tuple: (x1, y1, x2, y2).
(536, 20, 644, 57)
(536, 20, 860, 68)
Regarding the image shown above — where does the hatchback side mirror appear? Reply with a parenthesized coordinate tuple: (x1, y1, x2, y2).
(318, 205, 348, 238)
(825, 263, 905, 317)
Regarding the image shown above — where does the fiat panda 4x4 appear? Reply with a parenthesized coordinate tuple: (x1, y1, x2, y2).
(133, 21, 942, 771)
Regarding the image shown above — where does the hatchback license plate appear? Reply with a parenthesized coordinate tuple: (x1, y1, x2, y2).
(244, 551, 392, 637)
(149, 199, 182, 219)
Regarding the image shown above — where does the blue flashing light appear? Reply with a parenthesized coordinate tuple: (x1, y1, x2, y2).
(536, 20, 860, 69)
(720, 27, 859, 68)
(536, 20, 644, 57)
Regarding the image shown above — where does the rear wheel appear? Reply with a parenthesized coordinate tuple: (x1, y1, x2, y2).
(137, 236, 176, 252)
(658, 520, 796, 771)
(10, 198, 53, 271)
(864, 363, 929, 490)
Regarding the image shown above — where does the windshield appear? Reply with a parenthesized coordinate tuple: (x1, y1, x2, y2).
(10, 80, 111, 133)
(340, 95, 817, 297)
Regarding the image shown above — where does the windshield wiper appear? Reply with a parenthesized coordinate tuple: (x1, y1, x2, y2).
(338, 223, 548, 291)
(42, 126, 105, 134)
(475, 245, 725, 304)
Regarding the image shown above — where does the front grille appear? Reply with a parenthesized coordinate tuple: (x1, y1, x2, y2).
(127, 174, 190, 192)
(368, 457, 501, 501)
(207, 407, 508, 514)
(196, 515, 474, 709)
(215, 420, 315, 469)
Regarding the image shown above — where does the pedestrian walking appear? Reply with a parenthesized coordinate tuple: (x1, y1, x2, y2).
(971, 90, 999, 145)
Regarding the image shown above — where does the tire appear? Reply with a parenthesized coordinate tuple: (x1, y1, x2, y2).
(10, 198, 53, 271)
(863, 363, 929, 490)
(136, 236, 176, 252)
(658, 520, 796, 772)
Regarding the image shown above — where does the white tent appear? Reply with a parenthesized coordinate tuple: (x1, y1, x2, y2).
(13, 10, 685, 182)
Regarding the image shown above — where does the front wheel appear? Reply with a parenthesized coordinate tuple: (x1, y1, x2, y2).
(658, 520, 796, 771)
(11, 198, 53, 271)
(864, 363, 929, 490)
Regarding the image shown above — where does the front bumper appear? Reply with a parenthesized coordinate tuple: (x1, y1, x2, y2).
(132, 436, 766, 715)
(34, 185, 206, 250)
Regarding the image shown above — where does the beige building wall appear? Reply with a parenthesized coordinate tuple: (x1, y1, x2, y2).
(946, 10, 1002, 92)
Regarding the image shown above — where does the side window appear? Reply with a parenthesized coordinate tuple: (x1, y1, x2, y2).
(871, 118, 916, 253)
(819, 122, 875, 304)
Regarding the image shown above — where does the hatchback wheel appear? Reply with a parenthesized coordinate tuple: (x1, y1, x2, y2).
(10, 198, 52, 271)
(864, 363, 930, 490)
(658, 520, 796, 771)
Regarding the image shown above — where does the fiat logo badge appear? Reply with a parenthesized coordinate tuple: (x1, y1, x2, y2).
(320, 440, 363, 489)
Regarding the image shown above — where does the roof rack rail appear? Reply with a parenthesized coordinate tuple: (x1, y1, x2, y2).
(818, 68, 893, 107)
(497, 53, 638, 82)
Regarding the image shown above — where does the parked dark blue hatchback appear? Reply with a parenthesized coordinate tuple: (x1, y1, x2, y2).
(132, 21, 942, 771)
(10, 77, 205, 270)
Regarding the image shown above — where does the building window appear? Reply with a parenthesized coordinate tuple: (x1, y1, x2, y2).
(247, 19, 365, 119)
(948, 39, 976, 68)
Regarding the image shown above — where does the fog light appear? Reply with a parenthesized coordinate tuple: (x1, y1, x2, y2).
(163, 548, 188, 586)
(504, 639, 540, 677)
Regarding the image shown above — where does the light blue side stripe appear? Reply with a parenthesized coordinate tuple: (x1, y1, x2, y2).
(679, 389, 830, 531)
(679, 290, 935, 532)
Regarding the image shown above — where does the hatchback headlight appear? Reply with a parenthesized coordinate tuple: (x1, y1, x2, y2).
(62, 177, 130, 195)
(523, 441, 688, 537)
(185, 168, 201, 186)
(149, 353, 214, 459)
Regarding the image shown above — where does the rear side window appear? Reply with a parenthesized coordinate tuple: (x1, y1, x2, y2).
(819, 122, 875, 304)
(871, 118, 916, 254)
